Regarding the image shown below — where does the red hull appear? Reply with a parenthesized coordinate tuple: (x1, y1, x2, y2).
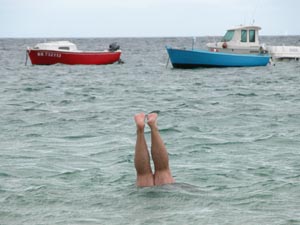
(27, 49, 121, 65)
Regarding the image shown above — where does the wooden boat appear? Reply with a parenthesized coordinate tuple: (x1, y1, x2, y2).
(26, 41, 122, 65)
(166, 47, 270, 68)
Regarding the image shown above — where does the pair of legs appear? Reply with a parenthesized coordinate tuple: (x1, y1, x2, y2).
(134, 112, 175, 187)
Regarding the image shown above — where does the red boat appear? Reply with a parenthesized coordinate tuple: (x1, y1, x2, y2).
(26, 41, 122, 65)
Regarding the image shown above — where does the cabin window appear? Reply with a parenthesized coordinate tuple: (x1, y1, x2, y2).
(249, 30, 255, 42)
(221, 30, 234, 42)
(241, 30, 247, 42)
(58, 46, 70, 50)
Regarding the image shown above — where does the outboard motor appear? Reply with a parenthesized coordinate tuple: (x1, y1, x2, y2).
(109, 42, 120, 52)
(259, 44, 268, 54)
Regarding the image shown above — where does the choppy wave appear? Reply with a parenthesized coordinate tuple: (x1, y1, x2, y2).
(1, 37, 300, 225)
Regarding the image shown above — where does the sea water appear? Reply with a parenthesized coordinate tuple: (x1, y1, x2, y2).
(0, 37, 300, 225)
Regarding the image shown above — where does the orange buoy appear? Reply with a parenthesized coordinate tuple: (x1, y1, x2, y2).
(222, 42, 227, 49)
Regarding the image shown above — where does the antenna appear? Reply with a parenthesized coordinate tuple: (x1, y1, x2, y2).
(251, 0, 260, 25)
(192, 37, 196, 50)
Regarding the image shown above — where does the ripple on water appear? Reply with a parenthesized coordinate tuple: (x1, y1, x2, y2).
(1, 37, 300, 225)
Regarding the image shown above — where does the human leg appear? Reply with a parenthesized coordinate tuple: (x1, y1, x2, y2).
(147, 113, 175, 185)
(134, 113, 154, 187)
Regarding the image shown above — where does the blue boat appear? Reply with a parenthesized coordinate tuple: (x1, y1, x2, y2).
(166, 47, 270, 68)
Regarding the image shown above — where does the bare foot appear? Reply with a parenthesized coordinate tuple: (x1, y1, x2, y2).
(147, 113, 158, 128)
(134, 113, 146, 131)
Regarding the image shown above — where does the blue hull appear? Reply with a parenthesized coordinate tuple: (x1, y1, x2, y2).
(166, 47, 270, 68)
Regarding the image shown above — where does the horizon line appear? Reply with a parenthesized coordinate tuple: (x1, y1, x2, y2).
(1, 34, 300, 39)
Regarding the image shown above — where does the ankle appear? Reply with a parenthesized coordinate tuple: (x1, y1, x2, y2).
(136, 128, 145, 134)
(149, 125, 158, 132)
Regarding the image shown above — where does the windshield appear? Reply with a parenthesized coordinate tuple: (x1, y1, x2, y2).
(249, 30, 256, 42)
(241, 30, 247, 42)
(221, 30, 234, 42)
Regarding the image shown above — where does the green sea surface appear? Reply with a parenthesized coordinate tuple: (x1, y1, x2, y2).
(0, 37, 300, 225)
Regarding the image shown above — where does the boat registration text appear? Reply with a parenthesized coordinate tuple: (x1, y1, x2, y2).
(37, 52, 62, 58)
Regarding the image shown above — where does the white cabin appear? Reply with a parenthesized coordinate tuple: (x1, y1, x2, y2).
(32, 41, 78, 51)
(206, 25, 300, 60)
(207, 25, 263, 54)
